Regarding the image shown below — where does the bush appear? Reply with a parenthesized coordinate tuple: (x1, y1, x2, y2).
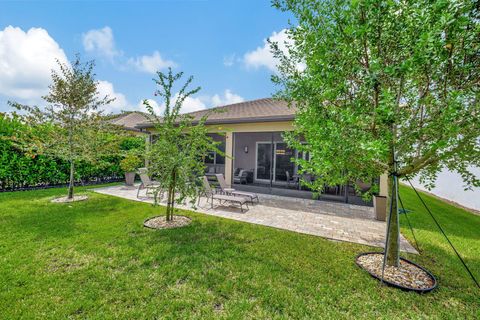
(0, 113, 132, 191)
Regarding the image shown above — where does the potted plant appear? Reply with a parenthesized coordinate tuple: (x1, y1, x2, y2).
(120, 153, 141, 186)
(373, 194, 387, 221)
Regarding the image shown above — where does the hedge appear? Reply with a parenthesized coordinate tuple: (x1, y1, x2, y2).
(0, 114, 142, 192)
(0, 144, 123, 191)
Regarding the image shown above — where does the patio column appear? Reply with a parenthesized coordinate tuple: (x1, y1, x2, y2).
(144, 132, 151, 167)
(224, 131, 234, 187)
(379, 173, 388, 196)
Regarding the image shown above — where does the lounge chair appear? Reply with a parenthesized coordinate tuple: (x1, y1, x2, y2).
(202, 176, 249, 212)
(136, 168, 162, 199)
(215, 174, 259, 204)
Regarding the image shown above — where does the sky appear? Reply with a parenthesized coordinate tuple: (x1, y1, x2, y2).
(0, 0, 294, 114)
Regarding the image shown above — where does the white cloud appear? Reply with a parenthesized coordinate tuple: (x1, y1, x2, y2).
(96, 80, 129, 114)
(179, 95, 208, 113)
(0, 26, 69, 102)
(223, 54, 236, 67)
(0, 26, 132, 113)
(244, 29, 289, 71)
(82, 27, 176, 73)
(243, 29, 307, 73)
(137, 99, 161, 115)
(82, 27, 120, 59)
(211, 89, 244, 106)
(136, 95, 205, 115)
(128, 51, 177, 74)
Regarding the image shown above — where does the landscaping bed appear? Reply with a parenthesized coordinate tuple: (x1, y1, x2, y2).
(51, 195, 89, 203)
(356, 252, 436, 292)
(144, 215, 192, 229)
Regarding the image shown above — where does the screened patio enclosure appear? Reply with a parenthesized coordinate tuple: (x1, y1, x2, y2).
(230, 131, 372, 206)
(142, 98, 379, 207)
(204, 133, 226, 175)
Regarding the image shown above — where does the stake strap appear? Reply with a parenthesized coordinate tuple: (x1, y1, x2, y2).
(406, 176, 480, 290)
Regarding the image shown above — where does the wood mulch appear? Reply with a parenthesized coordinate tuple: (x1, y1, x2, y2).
(144, 215, 191, 230)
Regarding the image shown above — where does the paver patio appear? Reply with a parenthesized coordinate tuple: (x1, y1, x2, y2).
(93, 184, 417, 253)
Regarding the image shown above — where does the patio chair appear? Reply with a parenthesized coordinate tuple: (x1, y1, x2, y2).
(136, 168, 162, 199)
(215, 174, 259, 204)
(233, 169, 246, 184)
(233, 169, 253, 184)
(286, 171, 299, 189)
(202, 176, 250, 212)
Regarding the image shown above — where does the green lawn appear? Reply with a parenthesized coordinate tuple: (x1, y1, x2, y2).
(0, 185, 479, 319)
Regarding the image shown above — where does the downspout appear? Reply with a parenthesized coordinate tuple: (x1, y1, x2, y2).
(270, 132, 274, 193)
(231, 132, 235, 184)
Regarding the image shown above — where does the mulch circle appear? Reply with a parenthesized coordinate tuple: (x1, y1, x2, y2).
(51, 195, 89, 203)
(356, 252, 437, 293)
(143, 215, 192, 230)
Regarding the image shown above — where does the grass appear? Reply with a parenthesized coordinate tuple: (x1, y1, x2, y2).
(0, 184, 478, 319)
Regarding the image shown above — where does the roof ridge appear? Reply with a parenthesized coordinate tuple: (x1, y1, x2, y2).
(184, 97, 276, 116)
(110, 110, 149, 119)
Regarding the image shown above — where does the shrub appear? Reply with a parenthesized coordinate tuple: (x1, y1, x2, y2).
(120, 153, 142, 173)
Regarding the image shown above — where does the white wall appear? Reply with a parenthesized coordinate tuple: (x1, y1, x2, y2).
(409, 167, 480, 211)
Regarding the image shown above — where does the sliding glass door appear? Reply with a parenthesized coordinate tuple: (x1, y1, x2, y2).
(256, 142, 273, 181)
(255, 142, 295, 183)
(274, 143, 295, 182)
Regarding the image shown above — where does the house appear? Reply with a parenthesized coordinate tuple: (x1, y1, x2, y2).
(136, 98, 388, 206)
(110, 111, 150, 133)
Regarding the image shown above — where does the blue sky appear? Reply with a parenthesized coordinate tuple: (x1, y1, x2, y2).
(0, 0, 293, 113)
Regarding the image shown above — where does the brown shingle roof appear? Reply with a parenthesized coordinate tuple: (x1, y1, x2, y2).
(111, 112, 149, 131)
(136, 98, 296, 128)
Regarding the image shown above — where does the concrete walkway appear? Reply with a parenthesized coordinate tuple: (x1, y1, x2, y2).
(93, 184, 417, 253)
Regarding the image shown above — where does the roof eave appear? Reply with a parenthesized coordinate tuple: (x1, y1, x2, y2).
(135, 115, 295, 129)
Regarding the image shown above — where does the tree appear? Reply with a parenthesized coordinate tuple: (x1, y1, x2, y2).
(272, 0, 480, 266)
(10, 55, 121, 200)
(143, 68, 219, 222)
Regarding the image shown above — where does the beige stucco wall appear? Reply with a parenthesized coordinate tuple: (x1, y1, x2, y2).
(143, 121, 293, 134)
(204, 121, 294, 133)
(233, 132, 285, 173)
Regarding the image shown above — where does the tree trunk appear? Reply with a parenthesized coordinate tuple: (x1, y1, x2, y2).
(384, 166, 400, 267)
(166, 186, 173, 221)
(68, 160, 75, 199)
(171, 190, 176, 220)
(167, 168, 177, 221)
(68, 120, 74, 199)
(166, 168, 177, 222)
